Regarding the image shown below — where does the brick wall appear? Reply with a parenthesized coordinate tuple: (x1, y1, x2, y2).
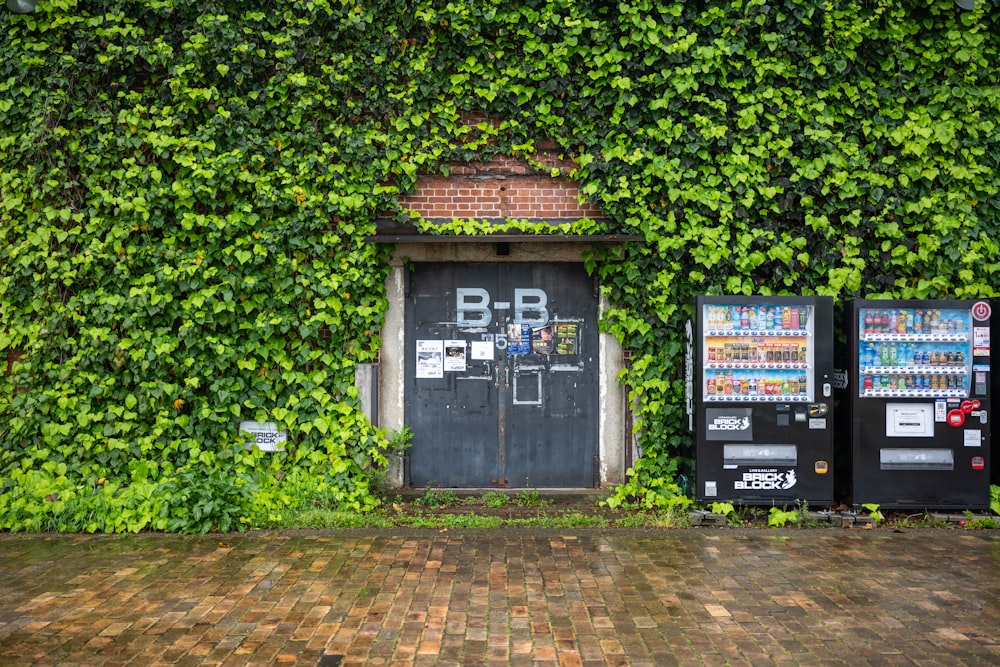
(398, 156, 603, 220)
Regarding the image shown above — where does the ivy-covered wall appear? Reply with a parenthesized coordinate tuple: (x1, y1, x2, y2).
(2, 0, 998, 530)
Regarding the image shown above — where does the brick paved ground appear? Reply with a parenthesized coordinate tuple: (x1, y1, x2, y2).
(1, 529, 998, 666)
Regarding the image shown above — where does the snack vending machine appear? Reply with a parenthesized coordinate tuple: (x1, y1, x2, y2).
(838, 300, 991, 509)
(693, 296, 836, 505)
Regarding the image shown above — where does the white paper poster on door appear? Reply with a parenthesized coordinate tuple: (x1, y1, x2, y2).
(416, 340, 443, 378)
(444, 340, 467, 372)
(471, 340, 493, 360)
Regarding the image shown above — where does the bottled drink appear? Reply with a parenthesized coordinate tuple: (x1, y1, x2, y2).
(782, 306, 791, 330)
(790, 306, 799, 330)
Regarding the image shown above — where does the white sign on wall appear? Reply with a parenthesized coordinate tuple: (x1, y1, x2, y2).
(240, 421, 287, 452)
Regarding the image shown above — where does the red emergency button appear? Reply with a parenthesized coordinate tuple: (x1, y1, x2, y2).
(972, 456, 985, 471)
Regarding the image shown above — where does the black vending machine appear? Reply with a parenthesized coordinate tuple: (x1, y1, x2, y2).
(994, 298, 999, 487)
(838, 299, 992, 509)
(693, 296, 836, 505)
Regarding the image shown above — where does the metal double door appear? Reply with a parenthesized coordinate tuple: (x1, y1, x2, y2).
(404, 262, 598, 488)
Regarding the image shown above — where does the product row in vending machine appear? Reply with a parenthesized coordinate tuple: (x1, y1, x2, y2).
(690, 296, 992, 510)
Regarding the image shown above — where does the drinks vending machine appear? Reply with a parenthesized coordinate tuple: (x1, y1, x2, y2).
(837, 299, 991, 509)
(693, 295, 836, 505)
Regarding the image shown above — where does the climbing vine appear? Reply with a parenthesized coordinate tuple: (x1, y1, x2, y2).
(1, 0, 998, 529)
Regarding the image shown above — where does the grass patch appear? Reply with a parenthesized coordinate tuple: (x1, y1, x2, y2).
(613, 507, 691, 528)
(413, 487, 463, 509)
(279, 508, 396, 529)
(480, 491, 510, 508)
(277, 506, 616, 530)
(398, 512, 504, 529)
(515, 489, 551, 508)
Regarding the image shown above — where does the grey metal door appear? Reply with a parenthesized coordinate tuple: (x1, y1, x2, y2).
(404, 262, 598, 488)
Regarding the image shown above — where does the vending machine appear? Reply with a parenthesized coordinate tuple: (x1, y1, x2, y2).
(994, 298, 999, 486)
(837, 299, 991, 509)
(693, 296, 836, 505)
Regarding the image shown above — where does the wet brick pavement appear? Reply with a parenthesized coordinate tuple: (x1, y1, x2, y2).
(1, 529, 999, 666)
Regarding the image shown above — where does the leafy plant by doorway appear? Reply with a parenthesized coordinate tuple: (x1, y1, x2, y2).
(767, 507, 801, 528)
(384, 426, 414, 455)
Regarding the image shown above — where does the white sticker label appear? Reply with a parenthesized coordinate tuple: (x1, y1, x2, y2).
(965, 430, 982, 448)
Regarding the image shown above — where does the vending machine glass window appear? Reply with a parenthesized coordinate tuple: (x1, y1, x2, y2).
(856, 307, 972, 400)
(703, 303, 815, 403)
